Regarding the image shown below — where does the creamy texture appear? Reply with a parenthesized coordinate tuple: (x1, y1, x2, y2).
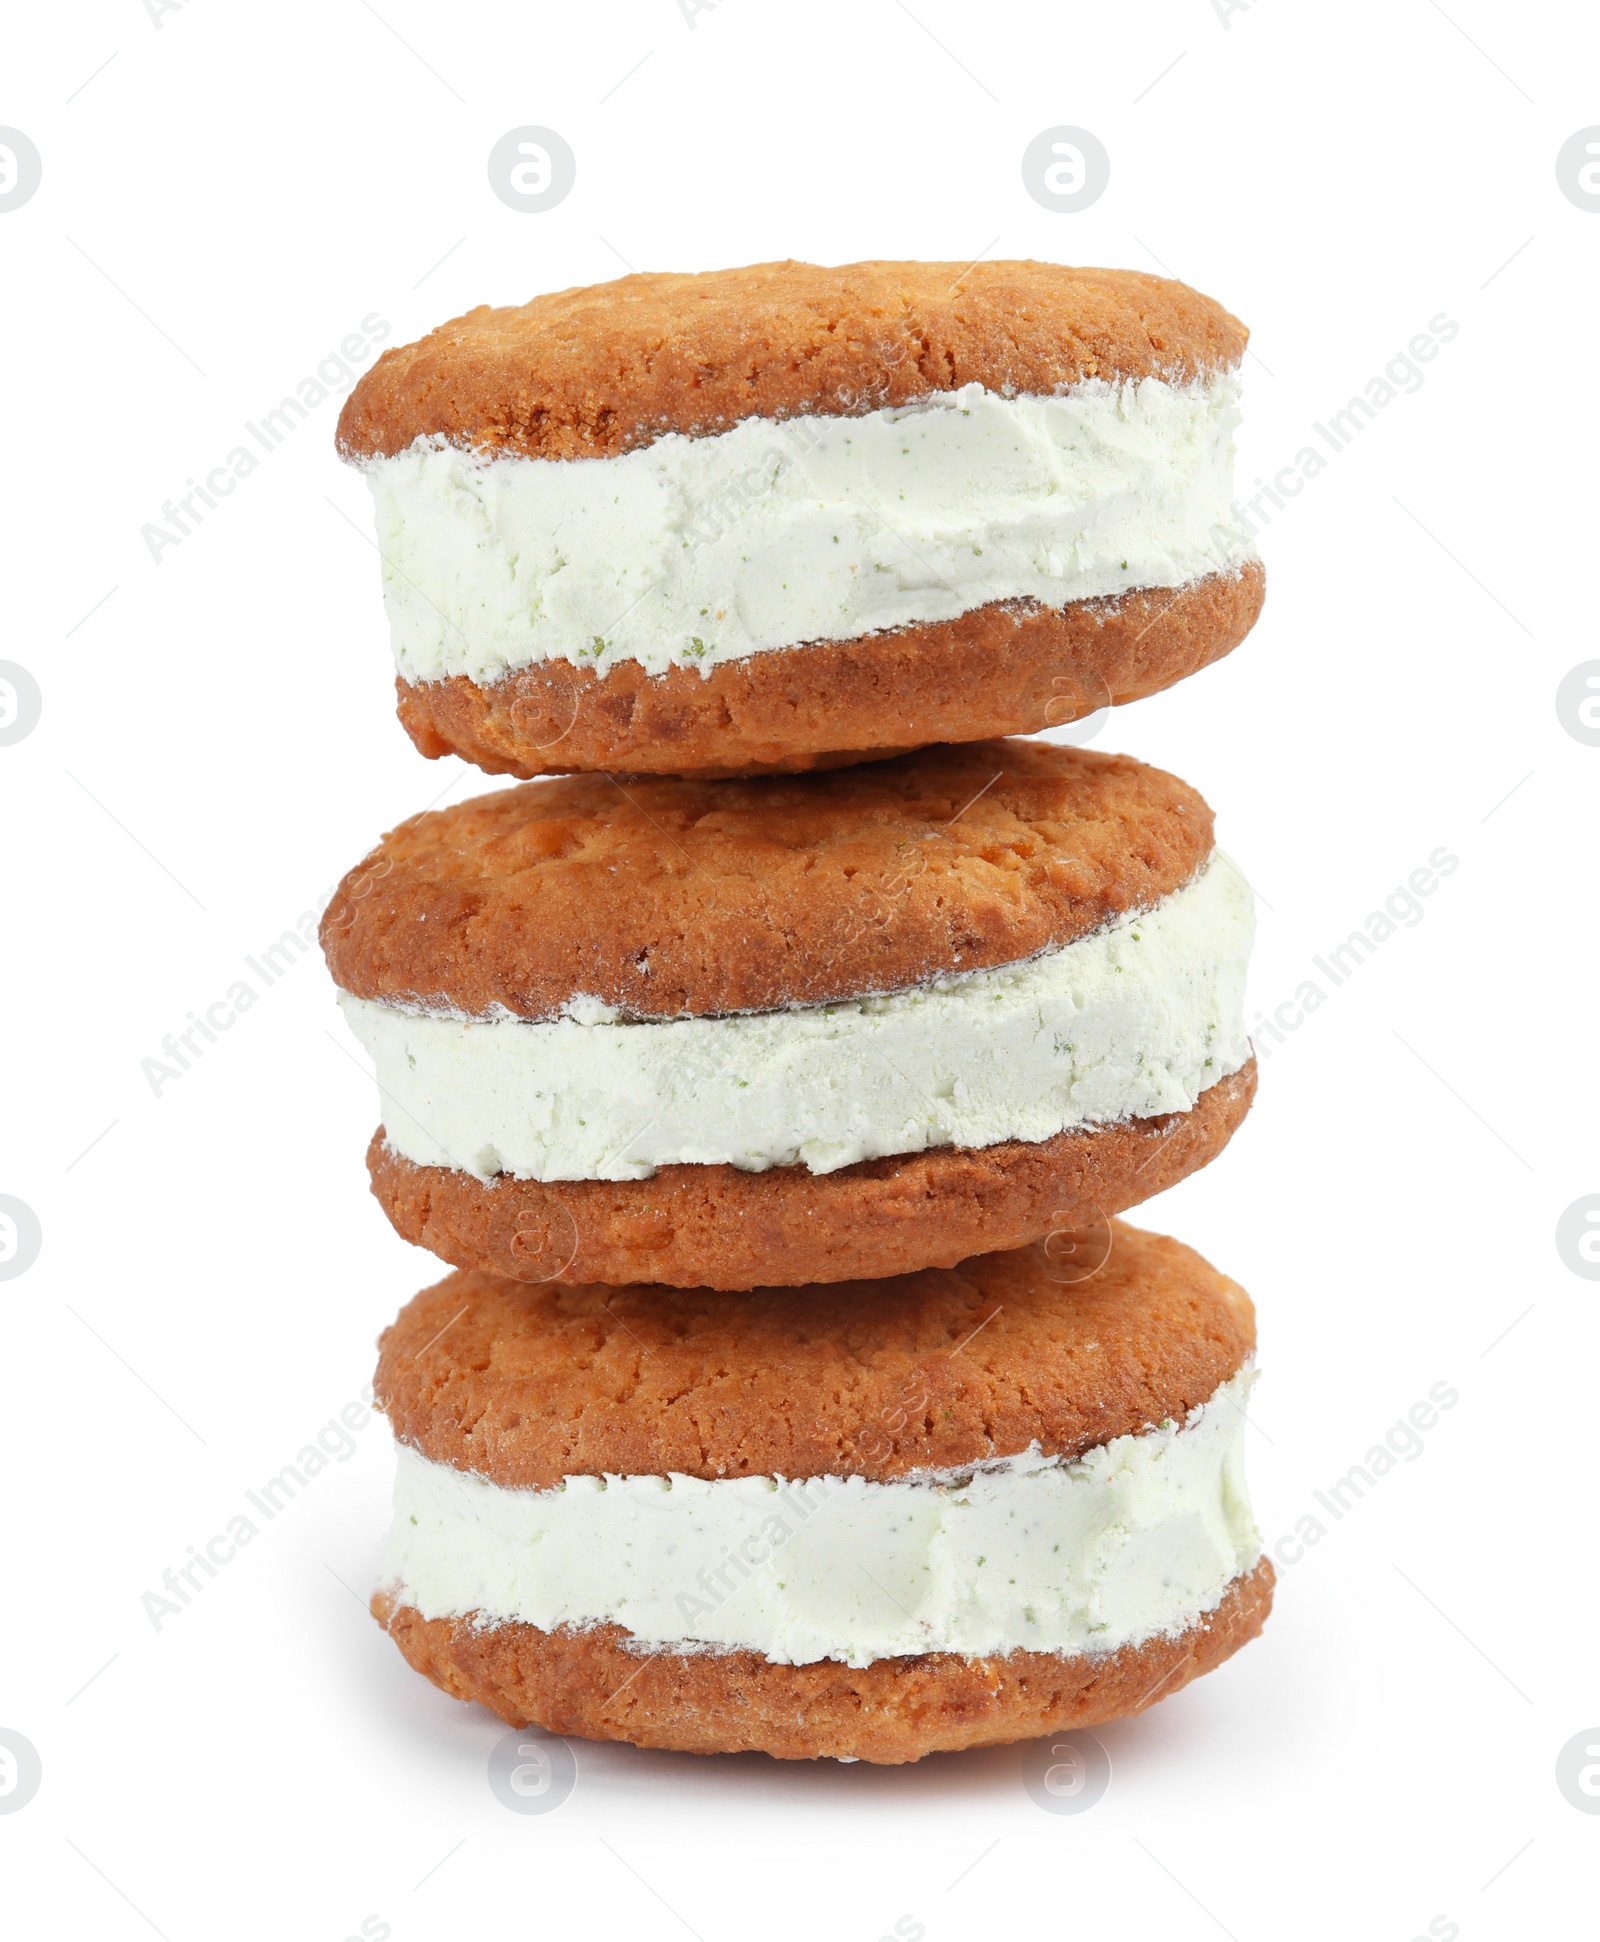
(337, 852, 1253, 1183)
(364, 374, 1254, 684)
(381, 1372, 1261, 1666)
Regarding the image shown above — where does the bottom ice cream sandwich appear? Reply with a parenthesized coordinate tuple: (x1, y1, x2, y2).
(370, 1220, 1272, 1764)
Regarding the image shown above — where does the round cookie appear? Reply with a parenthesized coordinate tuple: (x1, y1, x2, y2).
(323, 738, 1216, 1017)
(321, 741, 1259, 1289)
(341, 260, 1252, 460)
(337, 259, 1264, 779)
(370, 1221, 1274, 1763)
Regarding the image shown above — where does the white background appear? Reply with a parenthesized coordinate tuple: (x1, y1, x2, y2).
(3, 1, 1596, 1936)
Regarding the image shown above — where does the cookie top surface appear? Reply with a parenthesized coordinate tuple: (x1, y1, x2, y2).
(375, 1222, 1255, 1489)
(320, 740, 1214, 1020)
(337, 259, 1249, 463)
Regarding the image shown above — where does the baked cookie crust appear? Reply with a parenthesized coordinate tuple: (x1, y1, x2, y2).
(375, 1215, 1257, 1486)
(320, 740, 1218, 1020)
(338, 259, 1249, 464)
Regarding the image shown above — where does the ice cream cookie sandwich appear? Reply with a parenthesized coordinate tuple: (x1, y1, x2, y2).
(337, 260, 1264, 779)
(321, 740, 1257, 1289)
(371, 1221, 1273, 1763)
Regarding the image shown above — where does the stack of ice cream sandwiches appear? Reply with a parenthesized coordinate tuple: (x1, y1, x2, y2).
(322, 259, 1272, 1764)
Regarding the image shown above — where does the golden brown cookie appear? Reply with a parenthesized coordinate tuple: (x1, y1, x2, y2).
(338, 260, 1250, 462)
(370, 1223, 1272, 1761)
(320, 740, 1214, 1019)
(337, 260, 1262, 778)
(375, 1219, 1257, 1481)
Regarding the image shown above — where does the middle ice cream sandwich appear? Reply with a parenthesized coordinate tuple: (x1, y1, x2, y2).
(321, 739, 1257, 1289)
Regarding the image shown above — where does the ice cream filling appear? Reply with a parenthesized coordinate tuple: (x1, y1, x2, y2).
(336, 850, 1254, 1183)
(362, 372, 1254, 684)
(380, 1370, 1262, 1666)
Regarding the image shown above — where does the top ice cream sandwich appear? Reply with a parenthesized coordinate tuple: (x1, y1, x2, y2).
(337, 260, 1265, 779)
